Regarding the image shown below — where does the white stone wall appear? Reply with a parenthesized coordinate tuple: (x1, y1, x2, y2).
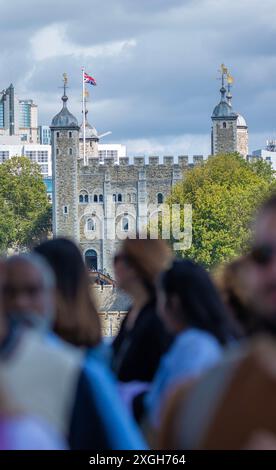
(237, 127, 249, 157)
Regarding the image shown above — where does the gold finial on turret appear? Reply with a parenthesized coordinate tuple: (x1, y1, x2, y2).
(227, 73, 234, 84)
(221, 63, 228, 75)
(63, 72, 68, 85)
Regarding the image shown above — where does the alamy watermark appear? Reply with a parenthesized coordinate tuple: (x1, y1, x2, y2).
(79, 196, 192, 251)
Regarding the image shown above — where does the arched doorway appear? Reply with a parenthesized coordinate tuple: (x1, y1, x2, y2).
(85, 249, 98, 271)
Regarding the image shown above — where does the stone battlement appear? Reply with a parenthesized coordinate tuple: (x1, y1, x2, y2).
(78, 154, 205, 169)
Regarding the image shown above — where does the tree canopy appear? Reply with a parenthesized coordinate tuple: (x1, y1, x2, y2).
(0, 157, 51, 253)
(168, 153, 276, 269)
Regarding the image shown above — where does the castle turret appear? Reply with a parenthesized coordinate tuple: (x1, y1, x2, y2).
(79, 109, 99, 159)
(50, 75, 80, 239)
(211, 65, 248, 157)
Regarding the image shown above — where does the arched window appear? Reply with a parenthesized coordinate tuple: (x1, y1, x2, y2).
(99, 194, 104, 203)
(56, 149, 59, 156)
(113, 194, 117, 202)
(87, 218, 96, 231)
(223, 122, 227, 128)
(85, 249, 98, 271)
(69, 148, 73, 155)
(122, 217, 129, 232)
(79, 191, 88, 204)
(118, 193, 122, 202)
(56, 132, 59, 138)
(94, 194, 98, 203)
(69, 131, 72, 138)
(157, 193, 164, 204)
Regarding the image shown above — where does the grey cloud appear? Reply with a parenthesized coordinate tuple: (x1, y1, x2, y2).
(1, 0, 276, 154)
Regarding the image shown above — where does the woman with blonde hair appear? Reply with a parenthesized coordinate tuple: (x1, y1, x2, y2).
(112, 238, 173, 383)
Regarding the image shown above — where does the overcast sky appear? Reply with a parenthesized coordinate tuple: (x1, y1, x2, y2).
(0, 0, 275, 155)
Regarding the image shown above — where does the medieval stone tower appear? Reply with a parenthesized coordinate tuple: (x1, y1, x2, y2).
(50, 80, 190, 277)
(211, 68, 248, 157)
(50, 68, 249, 279)
(50, 84, 80, 240)
(79, 109, 99, 159)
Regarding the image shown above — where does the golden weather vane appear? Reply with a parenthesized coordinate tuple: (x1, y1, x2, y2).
(63, 72, 68, 85)
(227, 73, 234, 85)
(221, 63, 228, 75)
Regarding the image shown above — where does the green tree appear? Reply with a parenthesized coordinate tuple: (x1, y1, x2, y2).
(168, 153, 276, 269)
(0, 156, 52, 252)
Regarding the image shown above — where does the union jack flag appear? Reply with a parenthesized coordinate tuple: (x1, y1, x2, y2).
(84, 72, 97, 86)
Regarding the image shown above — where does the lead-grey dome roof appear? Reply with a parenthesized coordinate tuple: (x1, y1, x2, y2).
(79, 110, 99, 141)
(212, 86, 238, 120)
(51, 94, 79, 128)
(236, 113, 247, 127)
(212, 101, 237, 119)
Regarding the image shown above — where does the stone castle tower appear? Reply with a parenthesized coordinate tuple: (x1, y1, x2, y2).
(50, 80, 189, 277)
(79, 109, 99, 159)
(50, 69, 249, 278)
(211, 68, 248, 157)
(50, 84, 80, 239)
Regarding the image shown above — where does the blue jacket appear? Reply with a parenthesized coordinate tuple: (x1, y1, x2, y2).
(145, 328, 223, 427)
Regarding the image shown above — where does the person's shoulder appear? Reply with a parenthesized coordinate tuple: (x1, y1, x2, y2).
(18, 329, 84, 372)
(171, 328, 222, 357)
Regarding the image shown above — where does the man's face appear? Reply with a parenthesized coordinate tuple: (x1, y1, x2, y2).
(248, 211, 276, 318)
(3, 259, 49, 318)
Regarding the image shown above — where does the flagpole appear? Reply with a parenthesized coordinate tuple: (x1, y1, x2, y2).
(82, 67, 86, 165)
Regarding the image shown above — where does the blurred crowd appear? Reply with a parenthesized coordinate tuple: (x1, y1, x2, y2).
(1, 195, 276, 449)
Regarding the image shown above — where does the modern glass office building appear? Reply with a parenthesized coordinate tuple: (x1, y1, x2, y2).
(0, 85, 38, 142)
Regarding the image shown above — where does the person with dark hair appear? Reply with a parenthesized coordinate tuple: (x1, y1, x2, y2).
(144, 259, 234, 429)
(34, 238, 102, 352)
(112, 238, 173, 383)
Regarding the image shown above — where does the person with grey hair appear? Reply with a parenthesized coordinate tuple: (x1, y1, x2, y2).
(3, 253, 56, 332)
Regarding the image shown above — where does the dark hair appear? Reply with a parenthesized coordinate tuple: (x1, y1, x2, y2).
(258, 194, 276, 215)
(159, 259, 235, 345)
(34, 238, 101, 347)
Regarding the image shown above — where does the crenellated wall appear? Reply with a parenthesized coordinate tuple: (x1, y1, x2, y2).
(77, 154, 204, 169)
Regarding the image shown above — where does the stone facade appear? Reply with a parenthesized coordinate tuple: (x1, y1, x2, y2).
(77, 155, 188, 276)
(212, 120, 237, 155)
(51, 78, 248, 281)
(237, 126, 249, 158)
(211, 79, 248, 158)
(93, 285, 130, 337)
(51, 128, 79, 239)
(50, 77, 249, 335)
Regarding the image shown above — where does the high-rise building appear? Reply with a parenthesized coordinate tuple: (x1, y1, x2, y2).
(0, 84, 39, 143)
(0, 84, 19, 137)
(19, 99, 38, 143)
(39, 125, 51, 145)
